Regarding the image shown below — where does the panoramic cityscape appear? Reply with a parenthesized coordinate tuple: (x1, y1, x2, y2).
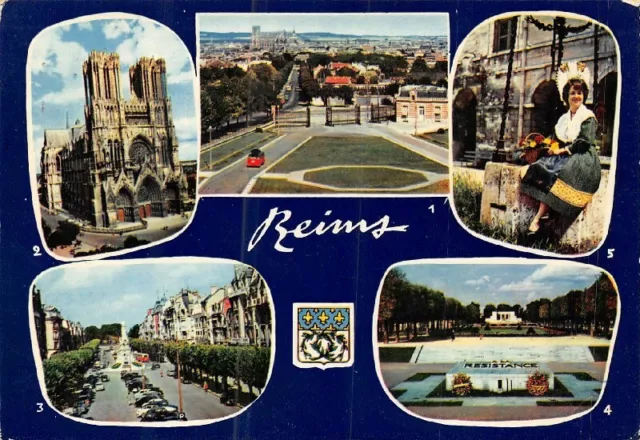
(376, 262, 617, 423)
(31, 260, 273, 424)
(30, 19, 198, 258)
(197, 14, 451, 195)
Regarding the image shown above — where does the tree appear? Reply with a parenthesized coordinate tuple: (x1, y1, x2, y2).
(411, 57, 428, 73)
(84, 326, 101, 342)
(46, 220, 80, 249)
(336, 86, 354, 105)
(497, 303, 512, 312)
(483, 303, 496, 319)
(436, 78, 448, 88)
(128, 324, 140, 339)
(465, 302, 481, 323)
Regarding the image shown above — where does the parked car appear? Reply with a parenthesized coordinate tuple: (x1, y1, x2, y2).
(151, 363, 161, 370)
(140, 407, 186, 422)
(74, 401, 88, 415)
(95, 383, 105, 391)
(180, 377, 192, 384)
(246, 149, 265, 167)
(135, 393, 162, 407)
(101, 374, 109, 382)
(136, 403, 174, 418)
(220, 394, 236, 406)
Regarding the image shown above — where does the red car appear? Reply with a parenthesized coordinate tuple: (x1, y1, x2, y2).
(246, 149, 265, 167)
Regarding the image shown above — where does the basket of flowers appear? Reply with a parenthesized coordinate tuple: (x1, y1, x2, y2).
(451, 373, 472, 396)
(526, 371, 549, 396)
(516, 133, 561, 164)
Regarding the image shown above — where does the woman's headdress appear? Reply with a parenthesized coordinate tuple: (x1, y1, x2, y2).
(556, 61, 592, 101)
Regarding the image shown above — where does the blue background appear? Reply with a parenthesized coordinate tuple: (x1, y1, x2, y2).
(0, 0, 638, 438)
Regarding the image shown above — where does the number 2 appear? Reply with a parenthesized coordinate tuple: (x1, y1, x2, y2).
(33, 245, 42, 257)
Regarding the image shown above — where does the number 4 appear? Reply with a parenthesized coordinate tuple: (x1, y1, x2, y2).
(603, 404, 612, 415)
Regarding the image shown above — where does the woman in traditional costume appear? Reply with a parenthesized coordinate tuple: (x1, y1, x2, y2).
(520, 61, 601, 233)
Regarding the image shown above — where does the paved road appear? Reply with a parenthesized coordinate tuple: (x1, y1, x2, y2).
(82, 357, 239, 422)
(146, 362, 240, 421)
(199, 122, 449, 195)
(40, 208, 188, 254)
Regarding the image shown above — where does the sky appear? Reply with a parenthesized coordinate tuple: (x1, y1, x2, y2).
(198, 13, 449, 37)
(35, 260, 237, 329)
(29, 17, 198, 173)
(396, 263, 604, 309)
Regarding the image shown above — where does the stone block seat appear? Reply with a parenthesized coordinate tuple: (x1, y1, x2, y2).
(479, 162, 610, 252)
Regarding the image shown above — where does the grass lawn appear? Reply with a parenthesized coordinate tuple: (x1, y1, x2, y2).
(470, 327, 556, 336)
(391, 389, 407, 398)
(250, 177, 449, 194)
(378, 347, 415, 363)
(426, 378, 573, 398)
(406, 373, 436, 382)
(416, 130, 449, 149)
(269, 136, 449, 174)
(200, 131, 274, 171)
(589, 346, 610, 362)
(250, 179, 329, 194)
(305, 167, 428, 189)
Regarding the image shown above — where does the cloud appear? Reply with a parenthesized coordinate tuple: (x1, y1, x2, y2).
(178, 140, 198, 161)
(30, 27, 88, 107)
(497, 264, 598, 294)
(112, 20, 193, 85)
(527, 265, 598, 283)
(497, 279, 549, 292)
(464, 275, 491, 286)
(173, 116, 198, 141)
(168, 70, 194, 85)
(103, 20, 131, 39)
(77, 22, 93, 31)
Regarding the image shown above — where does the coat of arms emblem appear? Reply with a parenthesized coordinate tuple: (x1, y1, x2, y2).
(293, 303, 354, 369)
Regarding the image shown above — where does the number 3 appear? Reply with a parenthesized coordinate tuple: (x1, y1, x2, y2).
(36, 403, 44, 413)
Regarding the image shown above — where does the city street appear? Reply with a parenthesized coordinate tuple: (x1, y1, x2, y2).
(199, 121, 448, 195)
(81, 350, 240, 423)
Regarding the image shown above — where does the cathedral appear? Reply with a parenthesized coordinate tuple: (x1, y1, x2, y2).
(250, 26, 304, 52)
(39, 50, 189, 228)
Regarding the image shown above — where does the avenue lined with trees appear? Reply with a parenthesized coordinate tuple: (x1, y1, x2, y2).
(200, 55, 294, 137)
(130, 339, 270, 402)
(377, 269, 617, 343)
(43, 339, 101, 408)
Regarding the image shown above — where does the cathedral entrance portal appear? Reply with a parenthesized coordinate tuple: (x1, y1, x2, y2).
(164, 182, 181, 214)
(115, 188, 135, 223)
(136, 177, 164, 218)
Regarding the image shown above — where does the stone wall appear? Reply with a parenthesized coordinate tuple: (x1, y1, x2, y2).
(479, 162, 610, 251)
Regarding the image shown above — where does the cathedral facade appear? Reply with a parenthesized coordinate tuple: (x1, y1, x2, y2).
(39, 50, 189, 228)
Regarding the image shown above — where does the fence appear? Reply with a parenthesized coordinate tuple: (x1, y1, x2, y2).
(369, 104, 396, 123)
(273, 107, 310, 128)
(326, 105, 361, 126)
